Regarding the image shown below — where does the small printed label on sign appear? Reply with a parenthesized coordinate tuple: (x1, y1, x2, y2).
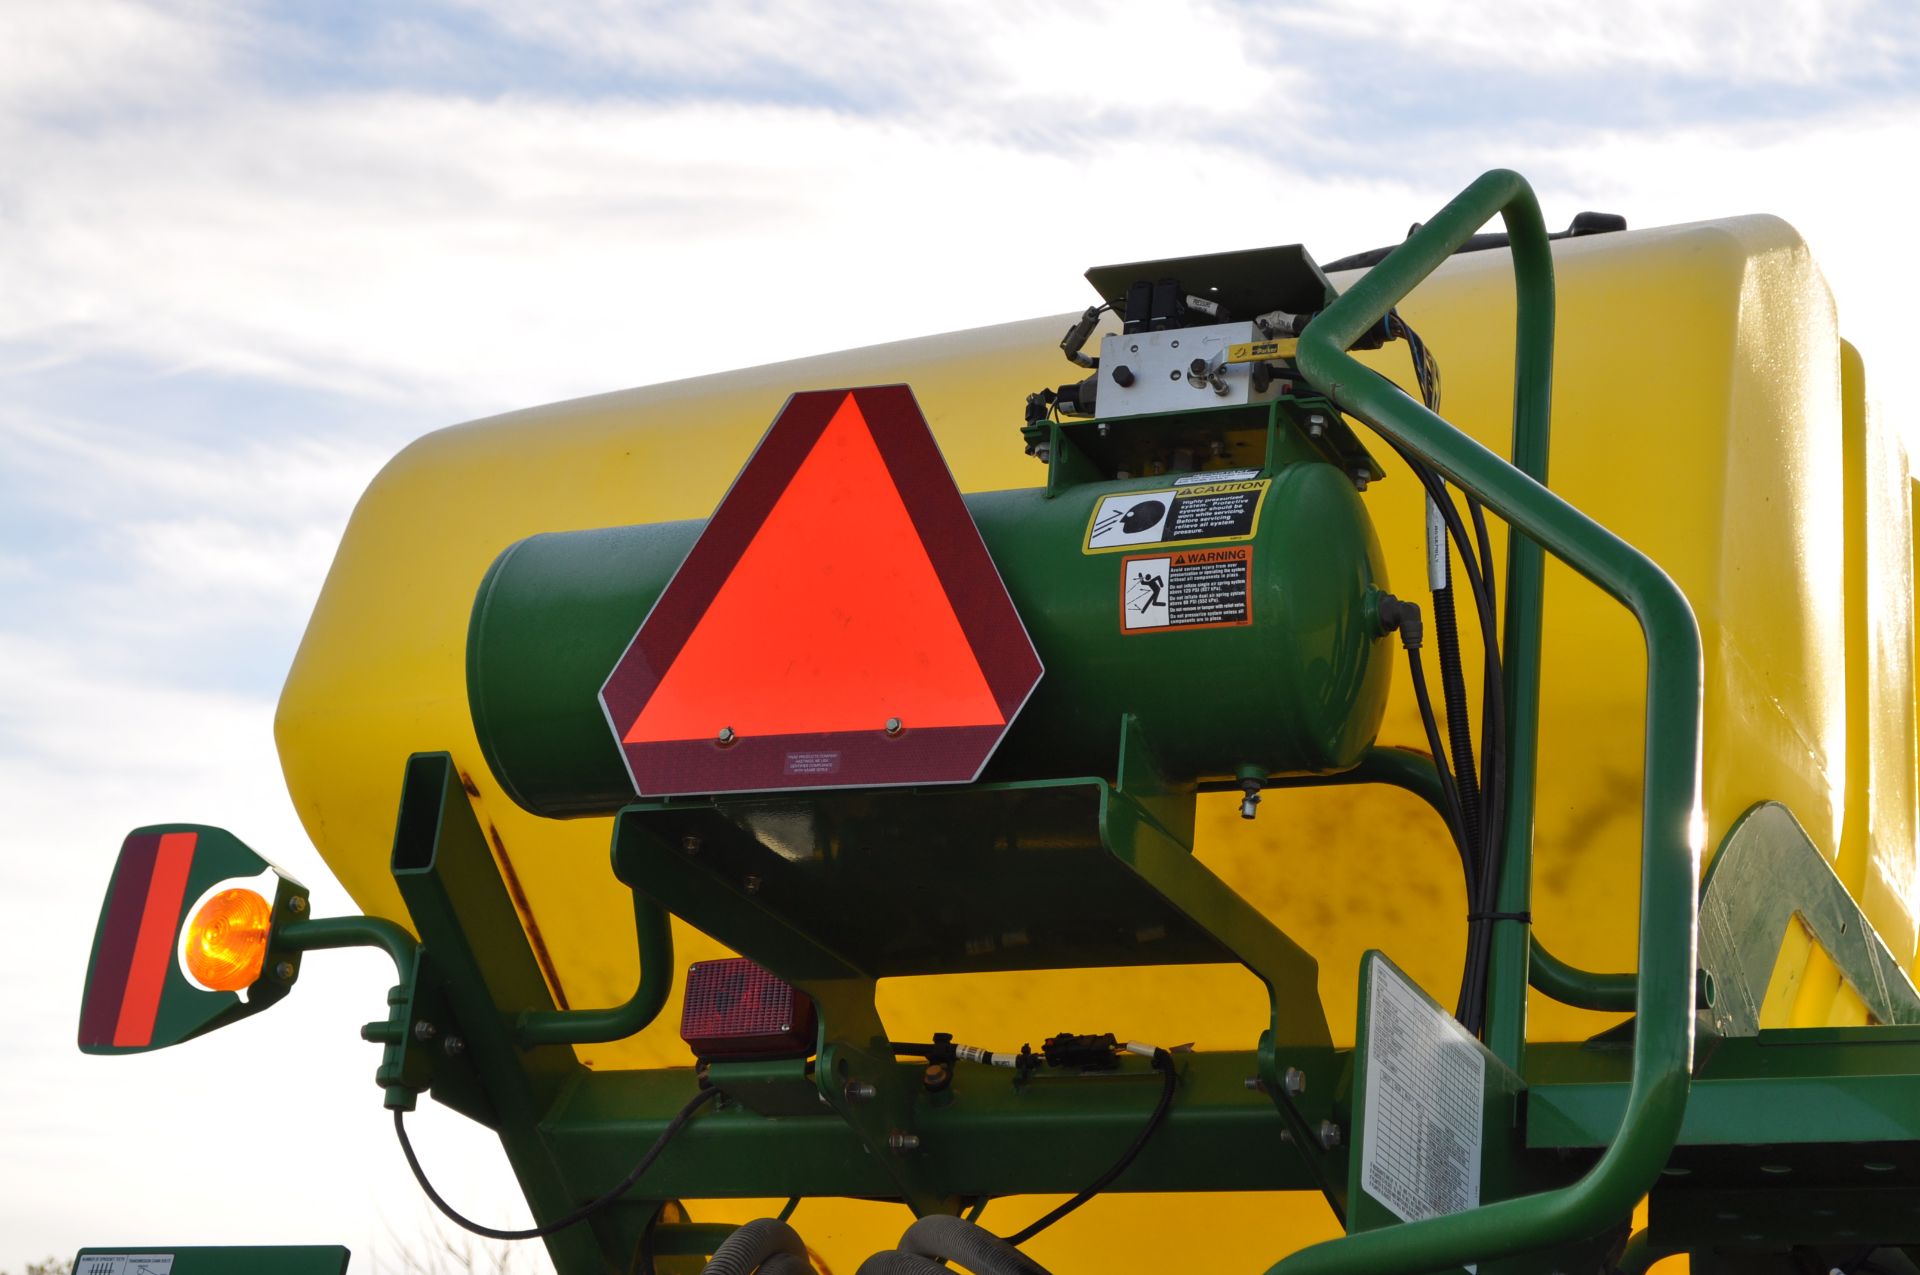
(78, 1258, 175, 1275)
(1359, 958, 1485, 1237)
(1085, 480, 1267, 553)
(1121, 546, 1252, 632)
(784, 751, 842, 776)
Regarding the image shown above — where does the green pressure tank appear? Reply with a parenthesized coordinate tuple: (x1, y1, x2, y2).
(467, 400, 1394, 818)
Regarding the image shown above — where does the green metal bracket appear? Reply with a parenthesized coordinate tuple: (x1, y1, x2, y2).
(607, 714, 1335, 1213)
(1272, 168, 1705, 1274)
(1699, 802, 1920, 1037)
(387, 752, 626, 1273)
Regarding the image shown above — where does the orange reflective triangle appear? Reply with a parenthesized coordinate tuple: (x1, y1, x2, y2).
(626, 394, 1005, 743)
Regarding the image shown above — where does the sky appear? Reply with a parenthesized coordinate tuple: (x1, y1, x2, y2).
(2, 0, 1919, 1269)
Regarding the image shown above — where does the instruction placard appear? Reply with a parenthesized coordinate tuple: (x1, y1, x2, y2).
(1085, 479, 1268, 553)
(1121, 546, 1252, 632)
(1358, 957, 1485, 1228)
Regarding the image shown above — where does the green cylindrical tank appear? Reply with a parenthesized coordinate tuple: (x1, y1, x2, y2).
(468, 460, 1392, 818)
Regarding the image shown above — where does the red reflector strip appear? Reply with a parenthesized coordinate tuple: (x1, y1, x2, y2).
(79, 833, 161, 1048)
(112, 831, 197, 1048)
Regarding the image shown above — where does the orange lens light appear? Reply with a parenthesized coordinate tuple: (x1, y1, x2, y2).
(183, 888, 273, 991)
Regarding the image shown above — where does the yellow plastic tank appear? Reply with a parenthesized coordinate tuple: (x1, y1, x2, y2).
(275, 213, 1916, 1270)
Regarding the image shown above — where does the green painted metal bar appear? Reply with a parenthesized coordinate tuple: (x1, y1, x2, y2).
(1272, 168, 1704, 1274)
(1257, 746, 1638, 1013)
(516, 891, 675, 1046)
(543, 1053, 1329, 1199)
(1485, 182, 1556, 1068)
(277, 913, 419, 977)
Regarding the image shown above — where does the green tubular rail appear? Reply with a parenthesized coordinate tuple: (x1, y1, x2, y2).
(516, 892, 675, 1046)
(1261, 747, 1637, 1013)
(1268, 169, 1704, 1274)
(278, 914, 419, 977)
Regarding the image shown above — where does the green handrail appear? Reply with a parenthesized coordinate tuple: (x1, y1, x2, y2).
(1260, 747, 1638, 1012)
(1269, 169, 1704, 1274)
(515, 891, 675, 1046)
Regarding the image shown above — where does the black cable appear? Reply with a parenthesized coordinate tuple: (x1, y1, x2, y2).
(778, 1196, 801, 1223)
(396, 1084, 722, 1241)
(1378, 310, 1513, 1033)
(1002, 1049, 1176, 1246)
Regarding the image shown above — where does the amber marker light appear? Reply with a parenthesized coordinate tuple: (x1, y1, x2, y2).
(182, 887, 273, 992)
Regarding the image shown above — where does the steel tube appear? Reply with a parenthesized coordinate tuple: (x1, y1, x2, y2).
(517, 892, 676, 1046)
(1269, 168, 1703, 1275)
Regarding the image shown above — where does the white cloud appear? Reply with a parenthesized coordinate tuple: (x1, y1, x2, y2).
(0, 0, 237, 115)
(1275, 0, 1910, 82)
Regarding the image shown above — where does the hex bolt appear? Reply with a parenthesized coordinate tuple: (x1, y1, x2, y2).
(443, 1035, 466, 1057)
(844, 1081, 877, 1103)
(744, 874, 762, 895)
(1284, 1067, 1307, 1098)
(1111, 364, 1135, 387)
(1243, 1076, 1266, 1092)
(1318, 1120, 1342, 1150)
(885, 717, 904, 737)
(287, 895, 308, 915)
(682, 835, 702, 853)
(273, 960, 296, 982)
(716, 726, 737, 746)
(1351, 471, 1370, 491)
(888, 1131, 922, 1153)
(414, 1020, 439, 1042)
(1097, 422, 1110, 437)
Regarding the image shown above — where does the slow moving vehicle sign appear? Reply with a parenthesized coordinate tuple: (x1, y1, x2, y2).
(601, 385, 1043, 796)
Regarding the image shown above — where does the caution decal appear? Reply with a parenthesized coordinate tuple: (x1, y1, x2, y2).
(1120, 545, 1252, 632)
(1084, 479, 1268, 554)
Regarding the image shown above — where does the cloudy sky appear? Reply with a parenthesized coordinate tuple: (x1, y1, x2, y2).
(3, 0, 1918, 1268)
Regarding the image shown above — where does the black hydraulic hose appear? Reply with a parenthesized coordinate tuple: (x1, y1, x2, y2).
(855, 1254, 951, 1275)
(395, 1084, 721, 1241)
(705, 1218, 810, 1275)
(1431, 580, 1483, 851)
(901, 1216, 1052, 1275)
(1003, 1048, 1177, 1246)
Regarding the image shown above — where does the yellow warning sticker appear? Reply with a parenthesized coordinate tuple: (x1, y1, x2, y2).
(1083, 480, 1269, 554)
(1226, 338, 1298, 363)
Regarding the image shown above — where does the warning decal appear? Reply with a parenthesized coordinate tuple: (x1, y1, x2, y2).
(1358, 957, 1484, 1229)
(1121, 546, 1252, 632)
(1085, 479, 1267, 553)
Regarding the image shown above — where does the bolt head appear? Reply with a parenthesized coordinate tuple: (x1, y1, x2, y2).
(716, 726, 736, 745)
(1284, 1067, 1306, 1097)
(843, 1080, 877, 1103)
(682, 834, 702, 853)
(888, 1131, 922, 1152)
(1318, 1120, 1342, 1150)
(884, 716, 903, 736)
(443, 1035, 466, 1057)
(413, 1020, 439, 1042)
(743, 873, 762, 894)
(287, 895, 308, 915)
(273, 960, 296, 982)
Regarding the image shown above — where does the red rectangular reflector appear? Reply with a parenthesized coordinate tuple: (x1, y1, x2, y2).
(679, 958, 816, 1060)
